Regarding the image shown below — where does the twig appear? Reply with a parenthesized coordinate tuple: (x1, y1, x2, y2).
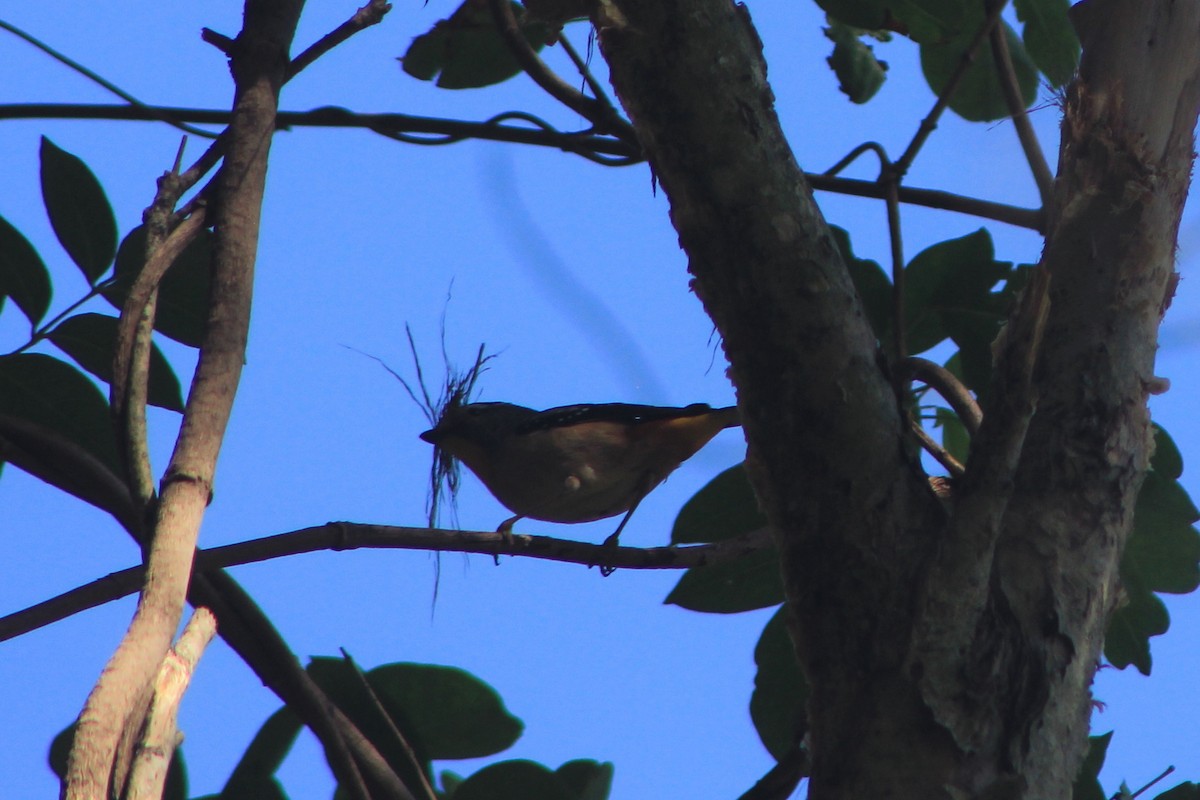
(1123, 766, 1176, 800)
(340, 651, 439, 800)
(487, 0, 638, 145)
(0, 19, 219, 139)
(287, 0, 392, 80)
(987, 6, 1054, 209)
(910, 419, 965, 477)
(0, 526, 774, 641)
(558, 34, 619, 117)
(823, 141, 889, 177)
(894, 0, 1009, 176)
(806, 173, 1043, 231)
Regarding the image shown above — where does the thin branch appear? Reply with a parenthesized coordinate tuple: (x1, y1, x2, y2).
(884, 170, 907, 366)
(558, 34, 619, 117)
(111, 208, 208, 418)
(1123, 766, 1176, 800)
(910, 420, 966, 477)
(806, 173, 1044, 231)
(902, 357, 983, 435)
(487, 0, 638, 145)
(340, 652, 438, 800)
(0, 19, 219, 139)
(286, 0, 392, 80)
(823, 141, 889, 177)
(987, 6, 1054, 209)
(0, 525, 773, 641)
(894, 0, 1008, 176)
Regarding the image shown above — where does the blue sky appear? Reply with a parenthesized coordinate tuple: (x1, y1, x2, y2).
(1, 2, 1198, 797)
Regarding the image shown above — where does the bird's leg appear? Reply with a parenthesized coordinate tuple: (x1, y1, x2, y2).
(495, 514, 523, 564)
(597, 489, 649, 576)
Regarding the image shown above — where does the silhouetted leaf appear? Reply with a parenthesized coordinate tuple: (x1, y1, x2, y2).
(39, 137, 117, 282)
(47, 313, 185, 412)
(556, 759, 613, 800)
(1151, 424, 1184, 481)
(401, 0, 550, 89)
(1015, 0, 1079, 87)
(307, 657, 523, 777)
(0, 215, 52, 326)
(666, 548, 784, 614)
(220, 707, 300, 799)
(1071, 731, 1112, 800)
(0, 353, 118, 474)
(903, 229, 1010, 393)
(1105, 569, 1169, 675)
(834, 226, 892, 348)
(104, 225, 211, 348)
(672, 463, 766, 544)
(1155, 784, 1200, 800)
(454, 760, 574, 800)
(1126, 470, 1200, 595)
(934, 406, 970, 464)
(920, 21, 1039, 121)
(750, 607, 809, 761)
(825, 21, 889, 103)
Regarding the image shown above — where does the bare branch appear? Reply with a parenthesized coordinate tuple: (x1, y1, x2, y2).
(487, 0, 638, 144)
(0, 525, 773, 641)
(287, 0, 392, 80)
(894, 1, 1008, 176)
(987, 8, 1054, 208)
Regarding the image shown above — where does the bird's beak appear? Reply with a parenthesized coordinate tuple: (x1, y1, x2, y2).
(420, 427, 442, 444)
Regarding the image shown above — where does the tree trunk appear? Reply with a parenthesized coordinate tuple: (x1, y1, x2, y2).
(595, 0, 1200, 797)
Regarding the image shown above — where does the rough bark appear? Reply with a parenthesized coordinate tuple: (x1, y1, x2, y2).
(596, 0, 1200, 798)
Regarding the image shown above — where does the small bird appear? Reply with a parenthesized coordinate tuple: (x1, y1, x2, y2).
(420, 402, 741, 548)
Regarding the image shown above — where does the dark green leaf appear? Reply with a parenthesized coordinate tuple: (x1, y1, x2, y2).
(672, 464, 766, 544)
(834, 226, 891, 345)
(825, 22, 888, 103)
(47, 313, 185, 412)
(39, 137, 117, 282)
(1151, 424, 1184, 480)
(1104, 570, 1169, 674)
(750, 607, 809, 761)
(814, 0, 891, 32)
(903, 229, 1010, 382)
(104, 225, 211, 348)
(920, 21, 1039, 122)
(556, 759, 614, 800)
(49, 723, 188, 800)
(0, 214, 52, 326)
(665, 547, 784, 614)
(307, 658, 523, 769)
(1071, 731, 1112, 800)
(441, 770, 465, 796)
(453, 760, 574, 800)
(1155, 784, 1200, 800)
(401, 1, 550, 90)
(934, 406, 970, 465)
(0, 353, 119, 474)
(1127, 470, 1200, 595)
(221, 707, 301, 798)
(1014, 0, 1079, 87)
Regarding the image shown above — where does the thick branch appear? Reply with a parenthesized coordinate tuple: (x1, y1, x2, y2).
(596, 4, 948, 795)
(64, 3, 307, 798)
